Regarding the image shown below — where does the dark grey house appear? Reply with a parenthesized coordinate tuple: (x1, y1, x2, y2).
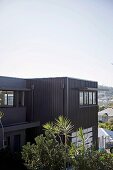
(0, 76, 39, 151)
(0, 76, 98, 151)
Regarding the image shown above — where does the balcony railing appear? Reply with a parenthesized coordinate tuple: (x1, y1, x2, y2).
(0, 107, 26, 126)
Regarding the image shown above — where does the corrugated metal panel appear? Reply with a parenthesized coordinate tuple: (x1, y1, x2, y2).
(26, 77, 98, 147)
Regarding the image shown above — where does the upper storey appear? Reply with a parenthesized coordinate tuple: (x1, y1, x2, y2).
(0, 76, 30, 125)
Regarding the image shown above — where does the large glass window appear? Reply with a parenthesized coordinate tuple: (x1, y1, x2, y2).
(0, 91, 14, 106)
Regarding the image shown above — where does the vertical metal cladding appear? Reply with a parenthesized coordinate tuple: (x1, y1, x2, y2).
(26, 77, 98, 147)
(68, 78, 98, 147)
(26, 77, 66, 124)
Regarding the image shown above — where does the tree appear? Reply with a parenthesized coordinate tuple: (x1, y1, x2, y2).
(22, 116, 76, 170)
(55, 116, 74, 145)
(22, 116, 113, 170)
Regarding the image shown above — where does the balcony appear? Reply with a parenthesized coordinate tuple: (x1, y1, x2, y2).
(0, 107, 26, 126)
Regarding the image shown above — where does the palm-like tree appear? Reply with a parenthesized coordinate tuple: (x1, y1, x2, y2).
(43, 122, 54, 134)
(55, 116, 74, 169)
(43, 116, 74, 145)
(55, 116, 74, 145)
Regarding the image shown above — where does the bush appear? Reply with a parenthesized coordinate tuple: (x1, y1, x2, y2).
(75, 151, 113, 170)
(98, 122, 113, 131)
(22, 116, 113, 170)
(22, 116, 76, 170)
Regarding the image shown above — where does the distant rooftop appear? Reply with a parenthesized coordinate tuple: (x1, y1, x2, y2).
(98, 108, 113, 117)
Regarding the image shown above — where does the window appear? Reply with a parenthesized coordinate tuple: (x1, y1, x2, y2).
(0, 91, 14, 107)
(79, 90, 97, 106)
(80, 91, 83, 105)
(84, 92, 88, 105)
(93, 92, 96, 104)
(89, 92, 93, 104)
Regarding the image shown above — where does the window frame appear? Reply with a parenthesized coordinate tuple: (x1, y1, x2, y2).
(0, 91, 14, 107)
(89, 91, 93, 105)
(79, 90, 97, 106)
(80, 91, 84, 105)
(93, 91, 96, 105)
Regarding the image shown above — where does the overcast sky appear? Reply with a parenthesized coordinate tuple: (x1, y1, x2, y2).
(0, 0, 113, 86)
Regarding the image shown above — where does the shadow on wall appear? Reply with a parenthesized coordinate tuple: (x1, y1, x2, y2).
(0, 148, 27, 170)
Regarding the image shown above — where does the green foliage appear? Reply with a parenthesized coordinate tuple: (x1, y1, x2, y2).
(22, 116, 76, 170)
(75, 151, 113, 170)
(99, 122, 113, 131)
(22, 116, 113, 170)
(77, 128, 85, 154)
(102, 113, 108, 118)
(55, 116, 74, 136)
(22, 135, 66, 170)
(44, 115, 74, 145)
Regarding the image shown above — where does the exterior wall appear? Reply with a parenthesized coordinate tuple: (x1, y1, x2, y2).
(68, 78, 98, 146)
(0, 77, 29, 150)
(0, 107, 26, 125)
(26, 78, 65, 124)
(26, 77, 98, 147)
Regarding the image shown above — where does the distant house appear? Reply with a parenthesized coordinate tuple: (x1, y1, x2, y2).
(98, 128, 113, 152)
(98, 108, 113, 122)
(98, 128, 113, 140)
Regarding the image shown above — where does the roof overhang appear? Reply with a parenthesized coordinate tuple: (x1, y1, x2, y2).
(0, 88, 31, 91)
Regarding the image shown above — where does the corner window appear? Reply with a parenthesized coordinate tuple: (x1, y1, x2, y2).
(79, 90, 97, 106)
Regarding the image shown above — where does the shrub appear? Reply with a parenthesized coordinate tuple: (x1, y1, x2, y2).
(22, 116, 113, 170)
(22, 116, 76, 170)
(75, 151, 113, 170)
